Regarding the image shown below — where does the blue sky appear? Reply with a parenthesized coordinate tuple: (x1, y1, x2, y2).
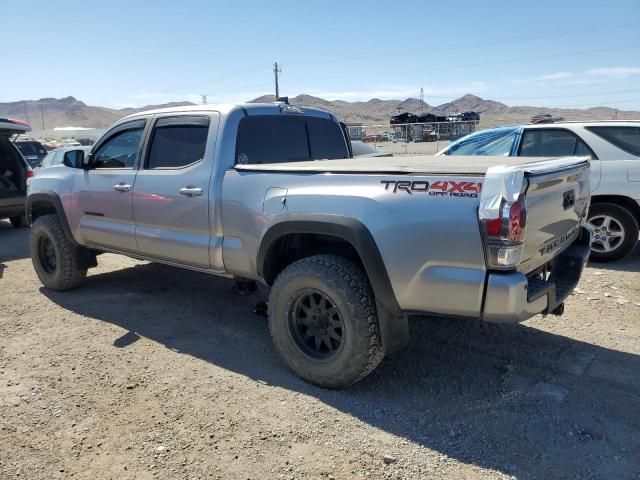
(2, 0, 640, 109)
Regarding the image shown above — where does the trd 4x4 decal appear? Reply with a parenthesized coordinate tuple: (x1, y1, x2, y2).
(381, 180, 482, 198)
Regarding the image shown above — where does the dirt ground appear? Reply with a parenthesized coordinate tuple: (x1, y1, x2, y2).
(1, 220, 639, 480)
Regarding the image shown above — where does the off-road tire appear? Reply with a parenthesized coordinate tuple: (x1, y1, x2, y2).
(30, 214, 87, 290)
(9, 213, 28, 228)
(588, 203, 639, 262)
(268, 254, 385, 388)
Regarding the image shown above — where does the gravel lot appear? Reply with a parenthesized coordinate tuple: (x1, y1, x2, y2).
(1, 220, 639, 479)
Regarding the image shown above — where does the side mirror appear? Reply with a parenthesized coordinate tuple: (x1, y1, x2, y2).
(63, 150, 86, 169)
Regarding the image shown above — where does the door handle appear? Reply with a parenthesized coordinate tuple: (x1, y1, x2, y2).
(179, 186, 203, 197)
(113, 183, 131, 192)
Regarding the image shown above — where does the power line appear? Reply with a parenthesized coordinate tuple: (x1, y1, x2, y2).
(163, 66, 271, 93)
(549, 98, 640, 108)
(426, 24, 636, 52)
(496, 88, 640, 101)
(436, 45, 640, 71)
(418, 88, 640, 102)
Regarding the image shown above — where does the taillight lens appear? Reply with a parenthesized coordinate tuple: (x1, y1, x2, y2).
(481, 196, 527, 270)
(507, 198, 526, 243)
(26, 169, 34, 178)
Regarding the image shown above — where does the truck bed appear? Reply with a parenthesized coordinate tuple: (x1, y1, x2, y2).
(234, 155, 588, 176)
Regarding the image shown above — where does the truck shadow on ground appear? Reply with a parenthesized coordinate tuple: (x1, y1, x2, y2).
(42, 262, 640, 479)
(0, 221, 30, 262)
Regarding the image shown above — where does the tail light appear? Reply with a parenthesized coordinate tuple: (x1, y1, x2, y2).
(480, 195, 527, 270)
(26, 169, 35, 178)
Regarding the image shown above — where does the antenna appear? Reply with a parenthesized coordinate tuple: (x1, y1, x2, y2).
(273, 62, 282, 99)
(419, 87, 424, 115)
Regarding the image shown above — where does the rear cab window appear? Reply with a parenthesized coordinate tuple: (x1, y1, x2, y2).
(235, 115, 349, 164)
(585, 126, 640, 156)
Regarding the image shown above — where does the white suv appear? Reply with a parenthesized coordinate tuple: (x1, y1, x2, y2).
(439, 121, 640, 262)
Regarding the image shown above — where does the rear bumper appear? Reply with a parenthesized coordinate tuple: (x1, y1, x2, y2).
(482, 227, 591, 323)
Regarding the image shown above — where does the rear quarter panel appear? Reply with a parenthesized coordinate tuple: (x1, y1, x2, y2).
(221, 170, 488, 316)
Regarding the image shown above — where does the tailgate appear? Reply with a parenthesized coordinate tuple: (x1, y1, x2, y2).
(518, 159, 590, 273)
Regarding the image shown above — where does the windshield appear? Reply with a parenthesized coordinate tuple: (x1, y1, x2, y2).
(442, 127, 521, 156)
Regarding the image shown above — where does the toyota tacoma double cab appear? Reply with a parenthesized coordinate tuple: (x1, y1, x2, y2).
(27, 102, 591, 388)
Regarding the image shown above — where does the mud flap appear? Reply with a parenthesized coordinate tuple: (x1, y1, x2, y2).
(376, 299, 409, 355)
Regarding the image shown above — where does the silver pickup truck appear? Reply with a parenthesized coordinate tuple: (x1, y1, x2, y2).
(26, 102, 591, 387)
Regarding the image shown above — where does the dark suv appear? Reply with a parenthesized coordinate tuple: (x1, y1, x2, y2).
(1, 118, 33, 227)
(15, 139, 48, 167)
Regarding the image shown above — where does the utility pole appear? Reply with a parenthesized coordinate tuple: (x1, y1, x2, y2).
(273, 62, 281, 99)
(201, 94, 207, 105)
(40, 103, 45, 131)
(419, 87, 424, 115)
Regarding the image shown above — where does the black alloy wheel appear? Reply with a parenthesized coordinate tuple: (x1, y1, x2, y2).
(288, 288, 345, 359)
(37, 235, 57, 274)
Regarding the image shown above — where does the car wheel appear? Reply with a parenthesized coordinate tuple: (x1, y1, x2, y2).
(268, 254, 385, 388)
(588, 203, 639, 262)
(30, 214, 87, 290)
(9, 213, 29, 228)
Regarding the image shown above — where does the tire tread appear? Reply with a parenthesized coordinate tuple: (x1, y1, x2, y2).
(30, 214, 87, 290)
(268, 254, 385, 388)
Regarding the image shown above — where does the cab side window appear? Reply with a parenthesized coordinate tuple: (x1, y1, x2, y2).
(93, 127, 144, 169)
(519, 129, 595, 158)
(146, 117, 210, 169)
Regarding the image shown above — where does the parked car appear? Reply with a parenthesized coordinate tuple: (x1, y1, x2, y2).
(531, 114, 564, 124)
(14, 138, 48, 167)
(362, 134, 385, 143)
(60, 139, 82, 147)
(350, 141, 392, 157)
(37, 146, 92, 171)
(27, 102, 590, 387)
(0, 118, 34, 227)
(438, 121, 640, 261)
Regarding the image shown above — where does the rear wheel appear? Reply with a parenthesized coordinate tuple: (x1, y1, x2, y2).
(9, 213, 28, 228)
(588, 203, 639, 262)
(30, 214, 87, 290)
(268, 254, 385, 388)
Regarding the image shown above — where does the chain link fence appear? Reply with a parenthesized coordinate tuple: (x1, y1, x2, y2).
(347, 120, 480, 156)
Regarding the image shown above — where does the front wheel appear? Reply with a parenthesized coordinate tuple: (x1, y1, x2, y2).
(588, 203, 639, 262)
(268, 255, 385, 388)
(30, 214, 87, 290)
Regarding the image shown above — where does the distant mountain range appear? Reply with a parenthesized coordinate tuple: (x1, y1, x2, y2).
(1, 94, 637, 133)
(0, 96, 194, 132)
(250, 94, 639, 127)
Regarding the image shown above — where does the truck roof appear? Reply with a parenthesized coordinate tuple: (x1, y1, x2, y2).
(121, 102, 336, 121)
(235, 155, 589, 176)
